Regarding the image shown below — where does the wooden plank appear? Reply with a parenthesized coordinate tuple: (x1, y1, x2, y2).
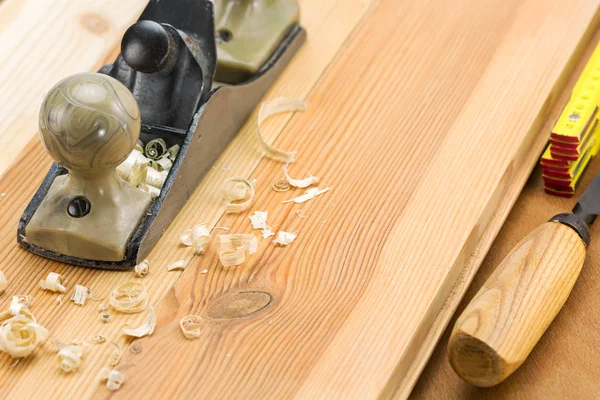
(0, 1, 597, 400)
(412, 26, 600, 400)
(109, 0, 598, 398)
(397, 19, 600, 399)
(0, 0, 381, 398)
(0, 0, 148, 174)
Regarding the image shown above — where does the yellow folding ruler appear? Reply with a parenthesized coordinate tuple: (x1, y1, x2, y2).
(543, 41, 600, 197)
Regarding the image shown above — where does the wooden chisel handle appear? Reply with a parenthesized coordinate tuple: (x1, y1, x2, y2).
(448, 219, 588, 387)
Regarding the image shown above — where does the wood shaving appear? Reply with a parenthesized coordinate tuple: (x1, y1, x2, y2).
(200, 269, 208, 274)
(262, 227, 275, 239)
(116, 149, 140, 181)
(283, 187, 331, 204)
(139, 183, 160, 199)
(108, 342, 122, 367)
(134, 140, 144, 153)
(8, 295, 32, 315)
(134, 259, 150, 278)
(257, 98, 306, 162)
(0, 271, 7, 294)
(180, 315, 203, 339)
(122, 306, 156, 338)
(109, 281, 148, 314)
(146, 167, 167, 189)
(180, 224, 211, 254)
(93, 335, 106, 344)
(39, 272, 66, 293)
(167, 144, 180, 160)
(273, 231, 297, 246)
(99, 368, 125, 391)
(296, 209, 308, 218)
(70, 284, 92, 306)
(53, 340, 84, 373)
(56, 296, 63, 306)
(217, 234, 258, 267)
(283, 164, 319, 188)
(0, 315, 48, 358)
(167, 260, 186, 271)
(97, 304, 108, 313)
(151, 157, 173, 171)
(218, 234, 258, 254)
(249, 211, 268, 229)
(222, 177, 254, 213)
(218, 248, 246, 267)
(100, 313, 111, 323)
(145, 138, 167, 160)
(272, 179, 291, 192)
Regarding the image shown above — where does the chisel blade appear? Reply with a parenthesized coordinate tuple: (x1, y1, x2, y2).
(573, 172, 600, 224)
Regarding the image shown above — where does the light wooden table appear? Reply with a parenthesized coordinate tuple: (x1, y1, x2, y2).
(0, 0, 599, 399)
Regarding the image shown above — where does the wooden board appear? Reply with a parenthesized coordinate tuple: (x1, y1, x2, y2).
(0, 1, 598, 399)
(412, 27, 600, 400)
(0, 0, 148, 173)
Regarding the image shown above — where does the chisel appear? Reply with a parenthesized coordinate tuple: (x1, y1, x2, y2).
(448, 172, 600, 387)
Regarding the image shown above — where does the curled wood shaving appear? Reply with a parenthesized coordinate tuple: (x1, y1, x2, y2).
(273, 231, 297, 246)
(56, 296, 63, 306)
(222, 177, 254, 213)
(180, 315, 203, 339)
(167, 260, 186, 271)
(180, 224, 211, 254)
(146, 167, 167, 189)
(9, 295, 32, 316)
(283, 187, 331, 204)
(283, 165, 319, 188)
(151, 157, 173, 171)
(272, 179, 291, 192)
(93, 335, 106, 344)
(0, 315, 48, 358)
(218, 234, 258, 254)
(257, 98, 306, 162)
(134, 259, 150, 278)
(218, 248, 246, 268)
(116, 149, 140, 181)
(39, 272, 66, 293)
(123, 306, 156, 338)
(128, 162, 148, 187)
(262, 227, 275, 239)
(217, 234, 258, 267)
(168, 144, 180, 160)
(139, 183, 160, 199)
(98, 304, 108, 313)
(70, 284, 92, 306)
(99, 368, 125, 391)
(100, 313, 111, 324)
(108, 342, 122, 367)
(53, 340, 84, 373)
(0, 271, 7, 294)
(249, 211, 268, 229)
(145, 138, 167, 160)
(109, 281, 148, 314)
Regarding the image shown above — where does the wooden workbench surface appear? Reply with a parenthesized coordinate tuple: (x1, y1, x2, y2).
(1, 0, 600, 399)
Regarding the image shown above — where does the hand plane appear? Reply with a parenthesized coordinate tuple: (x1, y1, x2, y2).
(17, 0, 305, 269)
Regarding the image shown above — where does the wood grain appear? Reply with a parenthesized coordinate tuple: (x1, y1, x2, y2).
(0, 0, 598, 399)
(0, 0, 148, 173)
(449, 222, 586, 387)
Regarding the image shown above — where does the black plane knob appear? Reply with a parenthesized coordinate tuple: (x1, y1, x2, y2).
(121, 20, 172, 73)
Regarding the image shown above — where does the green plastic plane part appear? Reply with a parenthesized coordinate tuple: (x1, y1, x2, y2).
(214, 0, 300, 83)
